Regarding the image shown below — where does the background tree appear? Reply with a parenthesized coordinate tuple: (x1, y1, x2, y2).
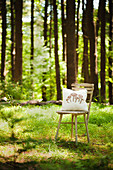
(30, 0, 34, 98)
(14, 0, 23, 83)
(108, 0, 113, 104)
(1, 0, 6, 82)
(30, 0, 34, 74)
(84, 0, 99, 99)
(82, 0, 90, 83)
(100, 0, 106, 102)
(49, 1, 53, 99)
(53, 0, 62, 100)
(42, 0, 48, 101)
(11, 0, 15, 81)
(75, 0, 80, 79)
(66, 0, 76, 89)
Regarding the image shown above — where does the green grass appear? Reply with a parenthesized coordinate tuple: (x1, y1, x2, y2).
(0, 103, 113, 169)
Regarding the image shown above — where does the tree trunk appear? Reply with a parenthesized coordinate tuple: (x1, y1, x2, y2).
(14, 0, 23, 83)
(11, 0, 15, 81)
(61, 0, 66, 61)
(61, 0, 66, 85)
(30, 0, 34, 98)
(42, 0, 48, 101)
(66, 0, 76, 89)
(100, 0, 106, 102)
(84, 0, 99, 99)
(82, 0, 90, 83)
(53, 0, 62, 100)
(75, 0, 80, 80)
(1, 0, 6, 82)
(49, 3, 53, 100)
(30, 0, 34, 74)
(109, 0, 113, 104)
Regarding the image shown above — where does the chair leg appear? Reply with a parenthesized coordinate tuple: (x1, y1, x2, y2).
(55, 114, 63, 140)
(84, 114, 90, 142)
(75, 115, 78, 144)
(71, 114, 74, 138)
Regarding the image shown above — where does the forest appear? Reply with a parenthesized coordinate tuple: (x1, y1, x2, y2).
(0, 1, 113, 169)
(0, 0, 113, 104)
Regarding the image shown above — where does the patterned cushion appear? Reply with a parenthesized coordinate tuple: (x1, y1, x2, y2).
(62, 88, 88, 111)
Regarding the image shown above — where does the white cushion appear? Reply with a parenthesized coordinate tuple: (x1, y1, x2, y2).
(62, 88, 88, 111)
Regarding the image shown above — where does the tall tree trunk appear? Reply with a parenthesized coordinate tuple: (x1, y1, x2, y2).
(1, 0, 6, 82)
(109, 0, 113, 104)
(42, 0, 48, 101)
(82, 0, 90, 83)
(30, 0, 34, 74)
(85, 0, 99, 99)
(53, 0, 62, 100)
(49, 3, 53, 100)
(30, 0, 34, 98)
(75, 0, 80, 80)
(11, 0, 15, 81)
(66, 0, 76, 89)
(100, 0, 106, 102)
(61, 0, 66, 85)
(14, 0, 23, 83)
(61, 0, 66, 61)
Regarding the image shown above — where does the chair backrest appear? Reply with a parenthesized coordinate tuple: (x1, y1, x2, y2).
(71, 83, 94, 121)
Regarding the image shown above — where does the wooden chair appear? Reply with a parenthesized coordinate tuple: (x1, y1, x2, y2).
(55, 83, 94, 144)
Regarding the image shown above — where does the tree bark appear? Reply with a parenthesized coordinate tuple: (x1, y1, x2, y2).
(100, 0, 106, 102)
(11, 0, 15, 81)
(82, 0, 90, 83)
(14, 0, 23, 83)
(1, 0, 6, 82)
(53, 0, 62, 100)
(109, 0, 113, 104)
(61, 0, 66, 61)
(84, 0, 99, 99)
(49, 3, 53, 100)
(66, 0, 76, 89)
(30, 0, 34, 75)
(61, 0, 66, 85)
(75, 0, 80, 79)
(42, 0, 48, 101)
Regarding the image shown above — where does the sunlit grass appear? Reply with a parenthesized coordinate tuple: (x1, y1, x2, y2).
(0, 103, 113, 169)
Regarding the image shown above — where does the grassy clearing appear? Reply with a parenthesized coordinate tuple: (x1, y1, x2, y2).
(0, 103, 113, 169)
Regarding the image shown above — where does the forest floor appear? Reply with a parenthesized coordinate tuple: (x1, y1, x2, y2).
(0, 102, 113, 170)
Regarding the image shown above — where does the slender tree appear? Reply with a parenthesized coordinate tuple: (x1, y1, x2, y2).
(66, 0, 76, 89)
(109, 0, 113, 104)
(82, 0, 90, 83)
(100, 0, 106, 102)
(11, 0, 15, 81)
(30, 0, 34, 74)
(14, 0, 23, 83)
(42, 0, 48, 101)
(61, 0, 66, 61)
(53, 0, 62, 100)
(49, 2, 53, 99)
(30, 0, 34, 98)
(75, 0, 80, 78)
(61, 0, 67, 85)
(1, 0, 6, 82)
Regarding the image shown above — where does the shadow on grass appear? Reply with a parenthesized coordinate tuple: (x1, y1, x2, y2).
(0, 137, 113, 170)
(0, 155, 112, 170)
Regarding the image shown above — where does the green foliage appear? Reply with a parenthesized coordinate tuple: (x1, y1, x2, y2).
(0, 106, 24, 139)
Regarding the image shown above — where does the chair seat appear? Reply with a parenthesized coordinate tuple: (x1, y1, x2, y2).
(56, 110, 88, 114)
